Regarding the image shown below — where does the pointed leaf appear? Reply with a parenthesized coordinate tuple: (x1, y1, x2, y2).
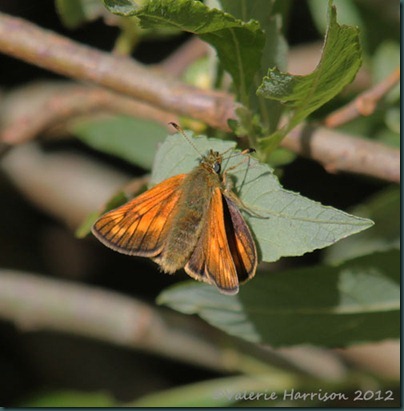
(159, 250, 400, 347)
(102, 0, 139, 16)
(257, 2, 362, 152)
(308, 0, 363, 35)
(151, 134, 373, 262)
(325, 186, 400, 263)
(130, 374, 297, 407)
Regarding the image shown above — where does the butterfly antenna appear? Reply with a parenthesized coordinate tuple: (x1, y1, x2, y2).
(169, 122, 203, 157)
(237, 148, 256, 156)
(223, 147, 256, 161)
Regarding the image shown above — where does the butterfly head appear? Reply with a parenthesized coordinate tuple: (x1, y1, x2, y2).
(201, 150, 222, 175)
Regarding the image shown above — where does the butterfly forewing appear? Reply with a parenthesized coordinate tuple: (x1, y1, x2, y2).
(92, 174, 186, 256)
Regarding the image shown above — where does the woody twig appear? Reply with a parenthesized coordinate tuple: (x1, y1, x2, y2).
(0, 12, 399, 183)
(324, 68, 400, 128)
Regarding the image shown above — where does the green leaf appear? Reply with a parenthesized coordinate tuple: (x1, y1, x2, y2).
(325, 187, 400, 264)
(129, 374, 297, 407)
(20, 390, 115, 407)
(75, 210, 101, 239)
(221, 0, 289, 133)
(102, 0, 140, 16)
(372, 41, 400, 103)
(384, 107, 400, 137)
(76, 190, 131, 238)
(56, 0, 106, 28)
(150, 133, 236, 184)
(116, 0, 265, 102)
(257, 1, 362, 153)
(158, 249, 400, 347)
(308, 0, 363, 35)
(71, 116, 167, 170)
(152, 134, 373, 263)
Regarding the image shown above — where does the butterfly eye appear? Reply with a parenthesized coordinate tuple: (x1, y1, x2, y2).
(213, 161, 221, 174)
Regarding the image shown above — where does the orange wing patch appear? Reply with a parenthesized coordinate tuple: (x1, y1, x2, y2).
(185, 187, 239, 294)
(92, 174, 186, 257)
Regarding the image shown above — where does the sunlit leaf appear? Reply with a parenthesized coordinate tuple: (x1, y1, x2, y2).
(102, 0, 139, 16)
(221, 0, 289, 133)
(325, 187, 400, 263)
(152, 134, 373, 262)
(159, 250, 399, 346)
(257, 1, 362, 153)
(104, 0, 265, 101)
(130, 374, 297, 407)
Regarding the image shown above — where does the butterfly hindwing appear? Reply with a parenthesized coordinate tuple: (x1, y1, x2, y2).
(223, 194, 257, 283)
(185, 187, 239, 294)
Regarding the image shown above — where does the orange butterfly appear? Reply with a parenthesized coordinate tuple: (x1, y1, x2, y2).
(92, 127, 257, 294)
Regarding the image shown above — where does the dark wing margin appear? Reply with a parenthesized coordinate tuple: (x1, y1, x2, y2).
(223, 194, 257, 284)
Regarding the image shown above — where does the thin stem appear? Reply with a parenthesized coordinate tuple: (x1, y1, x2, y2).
(324, 68, 400, 128)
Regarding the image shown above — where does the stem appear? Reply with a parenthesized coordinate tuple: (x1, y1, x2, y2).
(0, 83, 178, 145)
(284, 124, 400, 183)
(324, 68, 400, 128)
(0, 269, 341, 378)
(0, 269, 228, 372)
(0, 12, 399, 183)
(0, 12, 235, 131)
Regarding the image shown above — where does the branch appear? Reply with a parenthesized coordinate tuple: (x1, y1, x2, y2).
(0, 83, 179, 145)
(159, 36, 209, 76)
(0, 12, 235, 131)
(0, 268, 346, 378)
(284, 124, 400, 183)
(1, 143, 131, 228)
(0, 12, 399, 183)
(0, 269, 228, 372)
(324, 68, 400, 128)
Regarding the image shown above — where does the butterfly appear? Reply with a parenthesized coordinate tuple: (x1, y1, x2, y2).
(92, 126, 257, 295)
